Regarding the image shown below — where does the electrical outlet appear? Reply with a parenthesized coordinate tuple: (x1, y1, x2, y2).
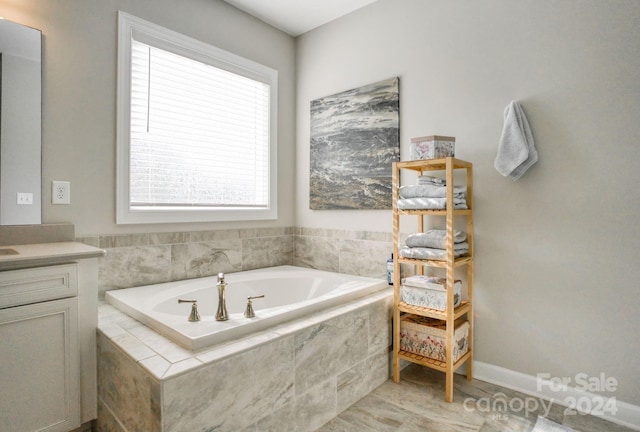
(17, 192, 34, 205)
(52, 181, 70, 204)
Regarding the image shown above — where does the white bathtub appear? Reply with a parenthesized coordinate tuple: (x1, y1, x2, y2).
(105, 265, 388, 350)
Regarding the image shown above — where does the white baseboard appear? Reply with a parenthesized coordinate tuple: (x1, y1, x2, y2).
(472, 361, 640, 431)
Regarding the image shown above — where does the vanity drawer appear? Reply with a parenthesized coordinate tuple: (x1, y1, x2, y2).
(0, 263, 78, 309)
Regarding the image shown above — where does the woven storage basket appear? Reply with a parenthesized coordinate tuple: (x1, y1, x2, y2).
(399, 315, 469, 362)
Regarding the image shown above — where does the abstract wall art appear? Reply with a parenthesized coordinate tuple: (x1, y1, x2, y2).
(309, 77, 400, 210)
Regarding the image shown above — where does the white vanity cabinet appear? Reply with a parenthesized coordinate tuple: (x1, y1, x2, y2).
(1, 297, 80, 431)
(0, 243, 104, 432)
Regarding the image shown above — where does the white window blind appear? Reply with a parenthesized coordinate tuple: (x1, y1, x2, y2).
(116, 12, 277, 224)
(130, 40, 270, 208)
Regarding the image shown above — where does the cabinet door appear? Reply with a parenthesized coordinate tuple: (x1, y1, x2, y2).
(0, 298, 80, 432)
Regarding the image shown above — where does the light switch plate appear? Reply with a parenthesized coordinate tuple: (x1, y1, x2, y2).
(17, 192, 34, 205)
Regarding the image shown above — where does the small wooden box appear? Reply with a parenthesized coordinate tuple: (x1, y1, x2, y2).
(399, 315, 469, 362)
(410, 135, 455, 160)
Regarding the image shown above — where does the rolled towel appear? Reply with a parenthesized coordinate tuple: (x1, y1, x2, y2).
(397, 197, 468, 210)
(399, 184, 466, 199)
(399, 245, 469, 261)
(405, 230, 467, 249)
(494, 100, 538, 180)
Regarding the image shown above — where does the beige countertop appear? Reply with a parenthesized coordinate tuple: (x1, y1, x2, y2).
(0, 242, 105, 271)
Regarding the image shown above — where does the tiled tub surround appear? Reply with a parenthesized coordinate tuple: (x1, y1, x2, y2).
(88, 226, 404, 430)
(97, 288, 393, 431)
(293, 227, 395, 278)
(77, 227, 295, 298)
(77, 226, 411, 298)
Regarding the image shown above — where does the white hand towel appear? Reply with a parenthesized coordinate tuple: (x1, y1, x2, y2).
(494, 100, 538, 180)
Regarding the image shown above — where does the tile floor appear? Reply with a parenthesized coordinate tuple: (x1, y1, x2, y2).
(316, 364, 635, 432)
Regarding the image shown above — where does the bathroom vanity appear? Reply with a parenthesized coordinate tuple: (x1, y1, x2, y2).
(0, 242, 105, 432)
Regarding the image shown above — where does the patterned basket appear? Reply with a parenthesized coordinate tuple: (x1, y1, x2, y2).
(410, 135, 455, 160)
(399, 315, 469, 362)
(400, 280, 461, 311)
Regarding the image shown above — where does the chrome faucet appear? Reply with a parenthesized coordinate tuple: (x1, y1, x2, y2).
(215, 272, 229, 321)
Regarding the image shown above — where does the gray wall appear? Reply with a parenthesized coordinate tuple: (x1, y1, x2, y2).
(1, 0, 296, 235)
(0, 53, 41, 225)
(296, 0, 640, 405)
(5, 0, 640, 409)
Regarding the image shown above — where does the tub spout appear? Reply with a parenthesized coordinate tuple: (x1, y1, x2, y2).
(216, 272, 229, 321)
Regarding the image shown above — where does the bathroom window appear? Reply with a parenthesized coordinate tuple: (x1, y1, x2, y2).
(116, 12, 277, 224)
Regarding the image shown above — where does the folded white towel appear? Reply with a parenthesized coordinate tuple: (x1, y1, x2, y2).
(399, 246, 469, 261)
(399, 184, 466, 199)
(406, 241, 468, 252)
(402, 275, 462, 290)
(494, 100, 538, 180)
(397, 197, 468, 210)
(417, 175, 446, 186)
(405, 230, 467, 249)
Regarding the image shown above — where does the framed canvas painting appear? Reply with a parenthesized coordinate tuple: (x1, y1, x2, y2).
(310, 77, 400, 210)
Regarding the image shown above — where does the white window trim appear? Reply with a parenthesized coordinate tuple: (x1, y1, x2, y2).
(116, 11, 278, 224)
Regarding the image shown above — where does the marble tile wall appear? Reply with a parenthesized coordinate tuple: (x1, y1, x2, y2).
(76, 227, 294, 298)
(293, 227, 415, 280)
(97, 290, 393, 432)
(293, 227, 393, 278)
(77, 226, 409, 297)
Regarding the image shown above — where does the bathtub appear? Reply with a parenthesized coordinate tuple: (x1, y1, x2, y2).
(105, 265, 388, 350)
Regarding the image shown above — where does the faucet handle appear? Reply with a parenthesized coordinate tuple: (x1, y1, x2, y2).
(244, 295, 265, 318)
(217, 272, 225, 283)
(178, 299, 201, 322)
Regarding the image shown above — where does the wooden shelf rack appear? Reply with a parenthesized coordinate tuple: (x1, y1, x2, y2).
(392, 157, 474, 402)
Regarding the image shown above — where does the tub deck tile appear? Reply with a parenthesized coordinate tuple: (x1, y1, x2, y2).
(125, 322, 193, 364)
(139, 355, 171, 378)
(110, 333, 157, 362)
(162, 357, 204, 379)
(98, 322, 129, 340)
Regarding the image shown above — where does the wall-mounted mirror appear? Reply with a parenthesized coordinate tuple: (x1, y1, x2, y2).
(0, 18, 42, 225)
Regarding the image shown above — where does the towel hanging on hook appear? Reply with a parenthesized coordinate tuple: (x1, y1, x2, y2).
(494, 100, 538, 180)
